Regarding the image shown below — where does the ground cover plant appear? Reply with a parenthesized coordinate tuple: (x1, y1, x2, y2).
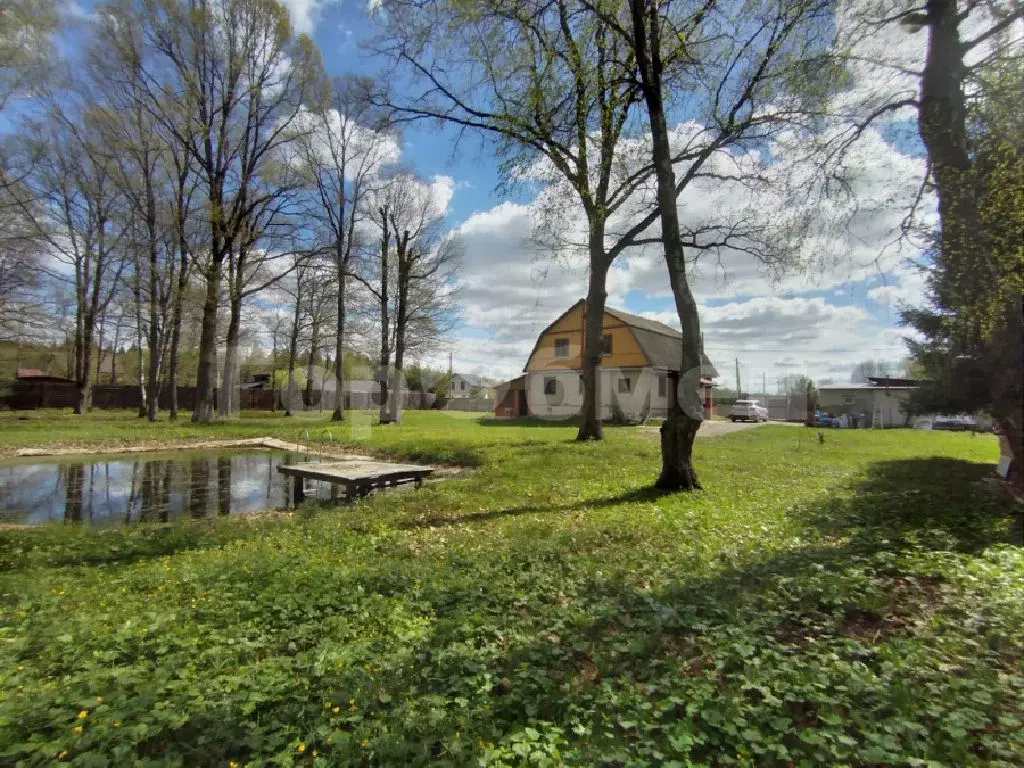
(0, 416, 1021, 766)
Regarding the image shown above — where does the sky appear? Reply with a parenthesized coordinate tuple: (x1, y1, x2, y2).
(62, 0, 951, 393)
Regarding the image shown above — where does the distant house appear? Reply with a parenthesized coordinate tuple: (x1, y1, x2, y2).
(496, 299, 718, 421)
(450, 373, 491, 399)
(16, 368, 73, 384)
(817, 377, 921, 427)
(239, 373, 272, 390)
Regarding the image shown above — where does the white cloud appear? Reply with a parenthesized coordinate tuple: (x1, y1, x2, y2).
(439, 117, 930, 385)
(280, 0, 338, 36)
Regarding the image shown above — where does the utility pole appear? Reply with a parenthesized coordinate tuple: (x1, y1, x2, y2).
(763, 373, 766, 405)
(735, 358, 741, 398)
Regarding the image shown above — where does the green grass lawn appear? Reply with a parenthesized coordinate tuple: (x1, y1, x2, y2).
(0, 413, 1021, 766)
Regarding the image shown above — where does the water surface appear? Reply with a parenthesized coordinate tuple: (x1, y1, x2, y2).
(0, 450, 323, 525)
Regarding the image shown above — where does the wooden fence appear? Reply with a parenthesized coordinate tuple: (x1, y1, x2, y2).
(1, 381, 439, 413)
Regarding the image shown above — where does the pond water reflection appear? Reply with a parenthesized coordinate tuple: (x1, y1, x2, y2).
(0, 450, 315, 525)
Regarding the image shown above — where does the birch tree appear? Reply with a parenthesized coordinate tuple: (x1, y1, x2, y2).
(120, 0, 324, 422)
(20, 108, 129, 413)
(293, 75, 397, 421)
(356, 171, 460, 424)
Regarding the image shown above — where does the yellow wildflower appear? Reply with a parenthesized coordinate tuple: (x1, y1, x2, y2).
(95, 696, 103, 702)
(296, 743, 305, 753)
(230, 762, 238, 767)
(74, 726, 83, 734)
(77, 711, 88, 719)
(58, 751, 67, 759)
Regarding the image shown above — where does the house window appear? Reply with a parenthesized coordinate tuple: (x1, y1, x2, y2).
(658, 374, 667, 397)
(618, 377, 631, 394)
(460, 380, 466, 390)
(544, 377, 558, 396)
(554, 338, 570, 359)
(601, 334, 612, 356)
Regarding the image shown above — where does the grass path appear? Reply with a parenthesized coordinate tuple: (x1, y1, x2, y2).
(0, 414, 1021, 765)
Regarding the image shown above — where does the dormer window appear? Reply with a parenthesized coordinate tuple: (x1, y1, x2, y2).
(554, 338, 570, 359)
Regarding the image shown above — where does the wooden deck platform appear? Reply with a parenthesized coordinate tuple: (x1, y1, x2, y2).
(277, 460, 434, 503)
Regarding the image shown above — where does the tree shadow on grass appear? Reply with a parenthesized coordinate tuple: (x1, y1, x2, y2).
(804, 456, 1020, 552)
(7, 456, 1021, 766)
(425, 456, 1022, 764)
(478, 417, 581, 428)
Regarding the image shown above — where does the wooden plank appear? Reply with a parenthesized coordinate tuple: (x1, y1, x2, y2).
(277, 460, 434, 486)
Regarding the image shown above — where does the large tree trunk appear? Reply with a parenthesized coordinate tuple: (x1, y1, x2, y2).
(73, 294, 86, 414)
(918, 0, 979, 294)
(134, 295, 146, 419)
(192, 263, 222, 423)
(76, 340, 93, 415)
(145, 268, 163, 421)
(577, 234, 608, 440)
(991, 293, 1023, 486)
(388, 251, 409, 424)
(630, 0, 704, 490)
(95, 313, 106, 384)
(304, 317, 320, 411)
(166, 258, 188, 420)
(219, 294, 242, 418)
(377, 218, 392, 424)
(110, 320, 120, 386)
(284, 292, 301, 418)
(332, 271, 346, 422)
(75, 306, 96, 415)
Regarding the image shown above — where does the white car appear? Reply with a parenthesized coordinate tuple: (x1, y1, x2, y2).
(730, 399, 768, 422)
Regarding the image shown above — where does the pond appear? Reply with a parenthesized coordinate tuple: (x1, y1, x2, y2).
(0, 450, 331, 526)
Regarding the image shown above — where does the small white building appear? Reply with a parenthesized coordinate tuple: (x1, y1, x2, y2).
(817, 377, 921, 428)
(449, 373, 491, 399)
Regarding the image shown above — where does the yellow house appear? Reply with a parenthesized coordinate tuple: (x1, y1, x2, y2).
(513, 300, 718, 421)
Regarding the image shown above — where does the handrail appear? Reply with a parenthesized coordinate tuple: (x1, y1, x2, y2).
(298, 429, 310, 461)
(318, 429, 333, 462)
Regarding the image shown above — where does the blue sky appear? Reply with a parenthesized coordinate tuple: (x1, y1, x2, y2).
(59, 0, 935, 391)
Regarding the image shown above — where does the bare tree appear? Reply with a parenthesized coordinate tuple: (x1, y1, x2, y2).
(0, 0, 58, 113)
(119, 0, 325, 422)
(372, 0, 655, 439)
(18, 102, 129, 413)
(355, 171, 459, 423)
(292, 75, 397, 422)
(0, 165, 44, 342)
(612, 0, 837, 488)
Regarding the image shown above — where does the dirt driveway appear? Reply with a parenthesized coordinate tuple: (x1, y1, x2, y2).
(697, 420, 773, 437)
(636, 420, 800, 441)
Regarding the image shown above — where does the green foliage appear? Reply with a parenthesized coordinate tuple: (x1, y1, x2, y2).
(903, 59, 1023, 451)
(0, 417, 1020, 765)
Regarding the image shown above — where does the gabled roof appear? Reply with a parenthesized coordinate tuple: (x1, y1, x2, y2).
(453, 373, 489, 388)
(865, 376, 923, 388)
(523, 299, 719, 377)
(603, 306, 719, 377)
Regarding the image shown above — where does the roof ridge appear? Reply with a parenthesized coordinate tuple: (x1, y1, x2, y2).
(603, 305, 682, 338)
